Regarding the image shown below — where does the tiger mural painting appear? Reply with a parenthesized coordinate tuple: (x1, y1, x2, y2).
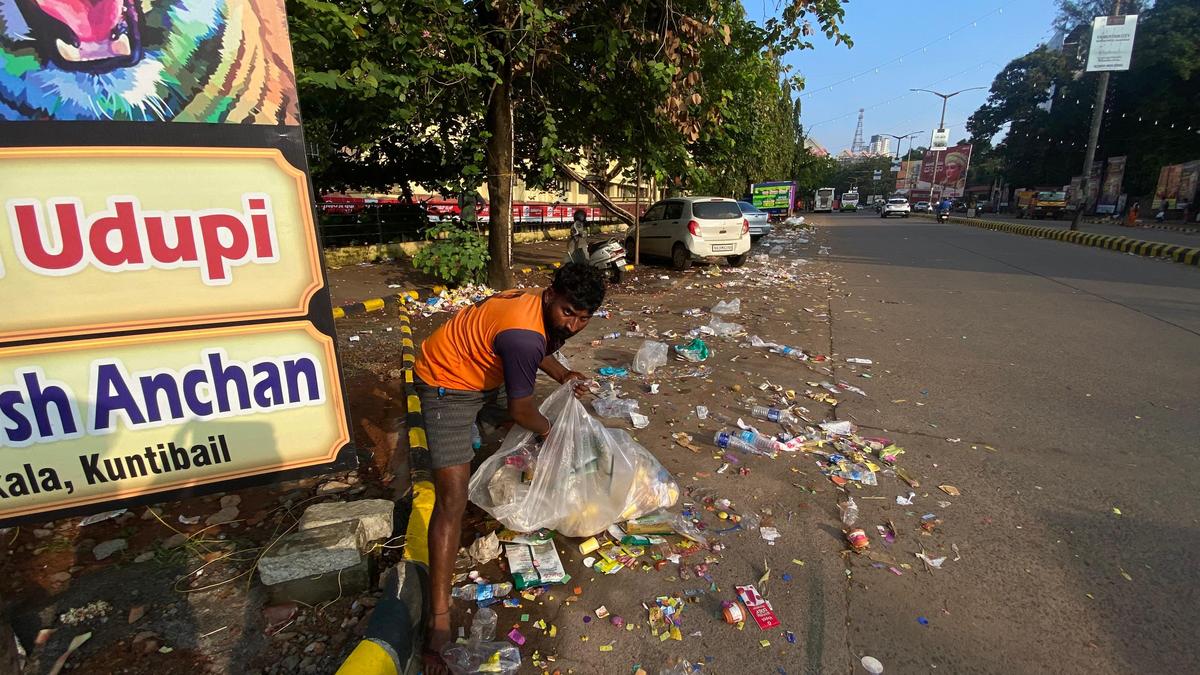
(0, 0, 300, 123)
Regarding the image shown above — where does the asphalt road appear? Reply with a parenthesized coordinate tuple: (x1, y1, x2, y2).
(816, 212, 1200, 674)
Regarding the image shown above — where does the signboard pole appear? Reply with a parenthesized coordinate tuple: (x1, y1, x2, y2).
(1073, 2, 1130, 230)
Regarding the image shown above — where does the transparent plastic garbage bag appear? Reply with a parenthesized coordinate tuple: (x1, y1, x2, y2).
(469, 383, 679, 537)
(632, 340, 668, 375)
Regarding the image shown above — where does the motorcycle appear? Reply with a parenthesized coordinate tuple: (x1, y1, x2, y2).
(936, 210, 949, 223)
(565, 219, 628, 283)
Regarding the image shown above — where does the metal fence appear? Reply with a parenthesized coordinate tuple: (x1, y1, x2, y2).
(315, 203, 628, 248)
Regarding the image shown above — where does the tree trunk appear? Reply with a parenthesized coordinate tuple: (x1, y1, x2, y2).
(485, 65, 516, 289)
(554, 161, 636, 227)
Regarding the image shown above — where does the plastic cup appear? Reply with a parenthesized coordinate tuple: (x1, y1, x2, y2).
(696, 406, 709, 420)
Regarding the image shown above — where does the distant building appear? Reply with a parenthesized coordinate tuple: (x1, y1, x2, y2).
(868, 135, 892, 156)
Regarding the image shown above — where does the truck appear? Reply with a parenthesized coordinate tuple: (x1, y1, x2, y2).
(813, 187, 835, 212)
(840, 191, 860, 212)
(1015, 189, 1068, 219)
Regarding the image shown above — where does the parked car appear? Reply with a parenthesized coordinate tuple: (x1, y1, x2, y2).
(736, 201, 772, 239)
(913, 201, 931, 213)
(631, 197, 751, 269)
(880, 197, 911, 218)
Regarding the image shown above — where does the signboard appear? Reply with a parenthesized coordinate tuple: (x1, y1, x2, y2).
(0, 0, 353, 524)
(931, 129, 949, 151)
(890, 160, 901, 173)
(1087, 15, 1138, 72)
(1177, 161, 1200, 211)
(1097, 156, 1127, 214)
(751, 181, 796, 214)
(872, 169, 883, 180)
(915, 144, 973, 198)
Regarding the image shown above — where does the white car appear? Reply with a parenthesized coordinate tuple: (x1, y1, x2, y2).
(631, 197, 751, 269)
(880, 197, 911, 218)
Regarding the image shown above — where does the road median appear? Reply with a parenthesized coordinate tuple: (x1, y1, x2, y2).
(923, 214, 1200, 266)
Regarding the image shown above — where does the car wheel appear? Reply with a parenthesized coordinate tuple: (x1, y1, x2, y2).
(903, 214, 909, 218)
(671, 242, 691, 270)
(880, 212, 886, 218)
(727, 253, 749, 267)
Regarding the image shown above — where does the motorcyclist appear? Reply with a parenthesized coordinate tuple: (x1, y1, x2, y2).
(937, 197, 953, 215)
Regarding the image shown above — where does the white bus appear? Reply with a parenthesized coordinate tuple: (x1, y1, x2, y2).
(813, 187, 835, 212)
(840, 191, 860, 211)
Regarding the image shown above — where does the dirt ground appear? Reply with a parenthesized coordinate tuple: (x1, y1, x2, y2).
(4, 223, 944, 674)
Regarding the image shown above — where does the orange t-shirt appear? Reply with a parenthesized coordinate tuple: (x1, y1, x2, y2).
(414, 289, 550, 396)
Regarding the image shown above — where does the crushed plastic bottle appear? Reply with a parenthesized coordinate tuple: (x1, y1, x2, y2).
(471, 423, 482, 450)
(713, 430, 777, 458)
(442, 606, 521, 674)
(749, 405, 796, 425)
(838, 496, 859, 527)
(451, 582, 513, 606)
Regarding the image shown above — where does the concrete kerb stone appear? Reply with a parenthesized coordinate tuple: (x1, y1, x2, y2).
(918, 214, 1200, 266)
(299, 499, 395, 542)
(257, 520, 367, 586)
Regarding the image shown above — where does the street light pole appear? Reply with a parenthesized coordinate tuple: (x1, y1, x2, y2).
(881, 131, 922, 194)
(1071, 0, 1123, 231)
(911, 87, 984, 205)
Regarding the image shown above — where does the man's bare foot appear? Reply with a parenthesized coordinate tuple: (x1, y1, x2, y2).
(423, 611, 452, 674)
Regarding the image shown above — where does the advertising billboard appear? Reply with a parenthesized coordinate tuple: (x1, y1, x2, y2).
(751, 182, 796, 214)
(0, 0, 353, 524)
(915, 144, 973, 199)
(1097, 156, 1127, 214)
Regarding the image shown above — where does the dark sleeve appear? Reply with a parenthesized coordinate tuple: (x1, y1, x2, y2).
(493, 329, 547, 399)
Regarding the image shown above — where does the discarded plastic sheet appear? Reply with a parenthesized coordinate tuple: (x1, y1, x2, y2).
(598, 366, 629, 377)
(916, 552, 946, 569)
(632, 340, 668, 375)
(711, 298, 741, 315)
(896, 492, 915, 506)
(674, 338, 710, 362)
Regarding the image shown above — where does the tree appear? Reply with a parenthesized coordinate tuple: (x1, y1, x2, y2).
(967, 0, 1200, 197)
(291, 0, 854, 288)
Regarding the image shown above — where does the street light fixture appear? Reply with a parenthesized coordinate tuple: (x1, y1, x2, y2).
(879, 131, 923, 196)
(911, 87, 985, 203)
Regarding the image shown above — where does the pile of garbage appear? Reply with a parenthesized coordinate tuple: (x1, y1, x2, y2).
(413, 283, 496, 316)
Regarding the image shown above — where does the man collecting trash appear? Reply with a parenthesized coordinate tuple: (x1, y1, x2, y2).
(413, 262, 606, 665)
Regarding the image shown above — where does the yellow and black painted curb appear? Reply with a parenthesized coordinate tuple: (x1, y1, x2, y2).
(335, 312, 432, 675)
(330, 261, 636, 320)
(931, 215, 1200, 267)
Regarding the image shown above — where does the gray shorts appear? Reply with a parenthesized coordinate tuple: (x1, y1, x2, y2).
(415, 380, 510, 470)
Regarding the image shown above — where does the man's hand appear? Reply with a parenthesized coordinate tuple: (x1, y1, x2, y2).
(558, 370, 590, 398)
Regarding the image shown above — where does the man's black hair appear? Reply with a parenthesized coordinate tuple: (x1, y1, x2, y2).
(551, 262, 606, 313)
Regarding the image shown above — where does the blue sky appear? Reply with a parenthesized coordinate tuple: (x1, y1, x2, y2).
(747, 0, 1061, 154)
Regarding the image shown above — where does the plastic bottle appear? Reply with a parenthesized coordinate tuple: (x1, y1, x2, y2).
(772, 345, 808, 361)
(713, 430, 777, 458)
(749, 405, 796, 425)
(838, 496, 859, 527)
(452, 582, 513, 605)
(469, 606, 498, 643)
(470, 423, 482, 450)
(735, 429, 782, 455)
(602, 332, 621, 340)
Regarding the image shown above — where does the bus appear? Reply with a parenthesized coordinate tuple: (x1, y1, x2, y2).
(813, 188, 835, 212)
(840, 190, 860, 212)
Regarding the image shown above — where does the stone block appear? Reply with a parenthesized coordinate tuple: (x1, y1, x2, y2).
(299, 499, 394, 542)
(258, 521, 366, 586)
(265, 556, 372, 606)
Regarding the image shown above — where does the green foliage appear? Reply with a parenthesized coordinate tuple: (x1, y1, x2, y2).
(412, 222, 490, 285)
(968, 0, 1200, 195)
